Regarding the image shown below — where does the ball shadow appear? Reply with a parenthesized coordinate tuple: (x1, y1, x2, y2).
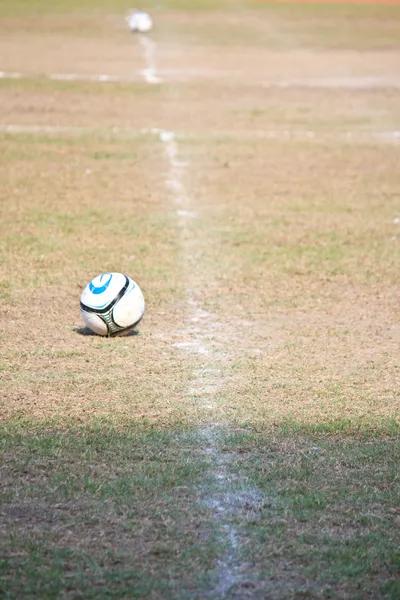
(73, 326, 139, 338)
(73, 326, 96, 336)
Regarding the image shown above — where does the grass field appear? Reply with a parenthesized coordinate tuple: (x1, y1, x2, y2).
(1, 0, 400, 598)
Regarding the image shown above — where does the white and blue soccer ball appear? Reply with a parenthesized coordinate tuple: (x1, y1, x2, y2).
(80, 273, 145, 337)
(127, 11, 153, 33)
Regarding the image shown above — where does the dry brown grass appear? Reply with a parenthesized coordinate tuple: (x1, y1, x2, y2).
(2, 79, 400, 135)
(0, 131, 199, 426)
(180, 136, 400, 428)
(1, 4, 400, 599)
(0, 1, 399, 431)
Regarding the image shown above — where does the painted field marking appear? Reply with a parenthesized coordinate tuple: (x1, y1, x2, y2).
(2, 69, 400, 89)
(150, 125, 264, 595)
(0, 124, 85, 134)
(0, 71, 22, 79)
(260, 76, 400, 90)
(50, 73, 130, 83)
(0, 70, 143, 83)
(1, 124, 399, 145)
(138, 37, 162, 84)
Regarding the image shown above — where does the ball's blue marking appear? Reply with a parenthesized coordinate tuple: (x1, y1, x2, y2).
(89, 273, 112, 295)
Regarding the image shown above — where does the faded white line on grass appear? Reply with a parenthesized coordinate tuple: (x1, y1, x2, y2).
(0, 124, 84, 134)
(255, 129, 400, 144)
(177, 209, 197, 218)
(2, 124, 399, 145)
(148, 69, 400, 89)
(138, 37, 162, 84)
(0, 70, 142, 83)
(0, 71, 22, 79)
(153, 125, 261, 596)
(171, 340, 209, 355)
(0, 70, 143, 84)
(50, 73, 131, 83)
(260, 76, 400, 90)
(2, 69, 400, 89)
(200, 426, 264, 597)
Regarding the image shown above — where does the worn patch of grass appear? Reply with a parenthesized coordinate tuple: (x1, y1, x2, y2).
(0, 133, 199, 427)
(180, 135, 400, 429)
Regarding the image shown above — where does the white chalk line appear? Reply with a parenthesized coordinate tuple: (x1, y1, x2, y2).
(0, 71, 22, 79)
(0, 124, 84, 134)
(0, 70, 143, 84)
(2, 70, 400, 89)
(260, 76, 400, 90)
(200, 427, 264, 598)
(153, 125, 262, 596)
(1, 123, 399, 146)
(138, 37, 162, 84)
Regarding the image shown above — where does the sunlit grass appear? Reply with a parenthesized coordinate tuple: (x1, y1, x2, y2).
(1, 2, 399, 598)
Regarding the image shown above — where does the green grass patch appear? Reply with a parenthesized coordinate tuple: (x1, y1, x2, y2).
(1, 425, 399, 598)
(277, 417, 400, 437)
(220, 428, 400, 598)
(0, 426, 222, 600)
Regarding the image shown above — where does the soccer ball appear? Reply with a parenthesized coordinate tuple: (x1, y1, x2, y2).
(80, 273, 145, 337)
(127, 12, 153, 33)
